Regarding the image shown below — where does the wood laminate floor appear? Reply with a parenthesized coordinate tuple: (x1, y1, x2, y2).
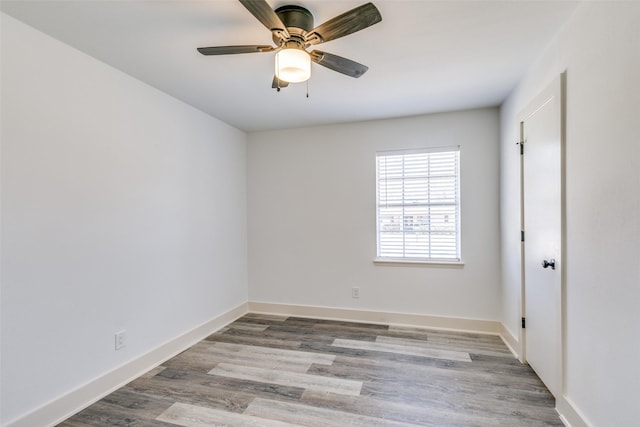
(59, 314, 563, 426)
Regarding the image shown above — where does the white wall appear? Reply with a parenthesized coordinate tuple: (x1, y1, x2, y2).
(248, 109, 501, 321)
(500, 3, 640, 426)
(0, 14, 247, 425)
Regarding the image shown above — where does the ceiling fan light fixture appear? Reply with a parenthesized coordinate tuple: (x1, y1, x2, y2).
(275, 48, 311, 83)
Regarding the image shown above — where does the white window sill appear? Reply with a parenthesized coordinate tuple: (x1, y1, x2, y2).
(373, 258, 465, 268)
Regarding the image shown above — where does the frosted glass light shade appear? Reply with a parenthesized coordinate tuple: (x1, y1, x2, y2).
(275, 48, 311, 83)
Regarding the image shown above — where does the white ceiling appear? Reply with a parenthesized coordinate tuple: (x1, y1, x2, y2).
(1, 0, 579, 132)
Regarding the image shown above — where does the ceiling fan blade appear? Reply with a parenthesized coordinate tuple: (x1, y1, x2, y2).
(310, 50, 369, 78)
(305, 2, 381, 45)
(271, 76, 290, 90)
(197, 45, 275, 55)
(239, 0, 290, 40)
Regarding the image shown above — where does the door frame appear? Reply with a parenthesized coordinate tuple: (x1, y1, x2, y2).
(517, 73, 567, 398)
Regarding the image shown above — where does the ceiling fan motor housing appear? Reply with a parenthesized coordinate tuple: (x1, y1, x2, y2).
(273, 5, 314, 45)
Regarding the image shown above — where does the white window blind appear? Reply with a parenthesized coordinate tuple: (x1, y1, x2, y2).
(376, 147, 460, 262)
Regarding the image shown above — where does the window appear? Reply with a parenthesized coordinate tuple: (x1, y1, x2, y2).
(376, 147, 460, 262)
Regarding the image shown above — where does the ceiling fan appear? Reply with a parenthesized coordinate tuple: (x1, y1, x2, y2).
(197, 0, 382, 90)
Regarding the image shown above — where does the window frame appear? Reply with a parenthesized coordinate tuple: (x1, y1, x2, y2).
(374, 146, 463, 266)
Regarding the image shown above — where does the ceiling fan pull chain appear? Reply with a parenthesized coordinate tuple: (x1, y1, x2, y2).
(306, 80, 309, 98)
(276, 54, 281, 92)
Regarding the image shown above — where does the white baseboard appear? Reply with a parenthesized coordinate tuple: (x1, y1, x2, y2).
(497, 322, 521, 360)
(4, 302, 248, 427)
(557, 395, 591, 427)
(493, 325, 590, 427)
(248, 301, 500, 335)
(493, 325, 591, 427)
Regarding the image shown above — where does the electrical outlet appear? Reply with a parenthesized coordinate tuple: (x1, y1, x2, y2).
(115, 330, 127, 350)
(352, 287, 360, 298)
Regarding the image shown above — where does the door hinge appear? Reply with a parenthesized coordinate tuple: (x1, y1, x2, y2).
(521, 230, 525, 242)
(518, 141, 524, 155)
(522, 317, 526, 329)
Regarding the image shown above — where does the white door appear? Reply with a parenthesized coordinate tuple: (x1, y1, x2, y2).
(520, 75, 564, 398)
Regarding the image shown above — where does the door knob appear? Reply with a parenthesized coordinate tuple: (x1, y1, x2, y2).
(541, 259, 556, 270)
